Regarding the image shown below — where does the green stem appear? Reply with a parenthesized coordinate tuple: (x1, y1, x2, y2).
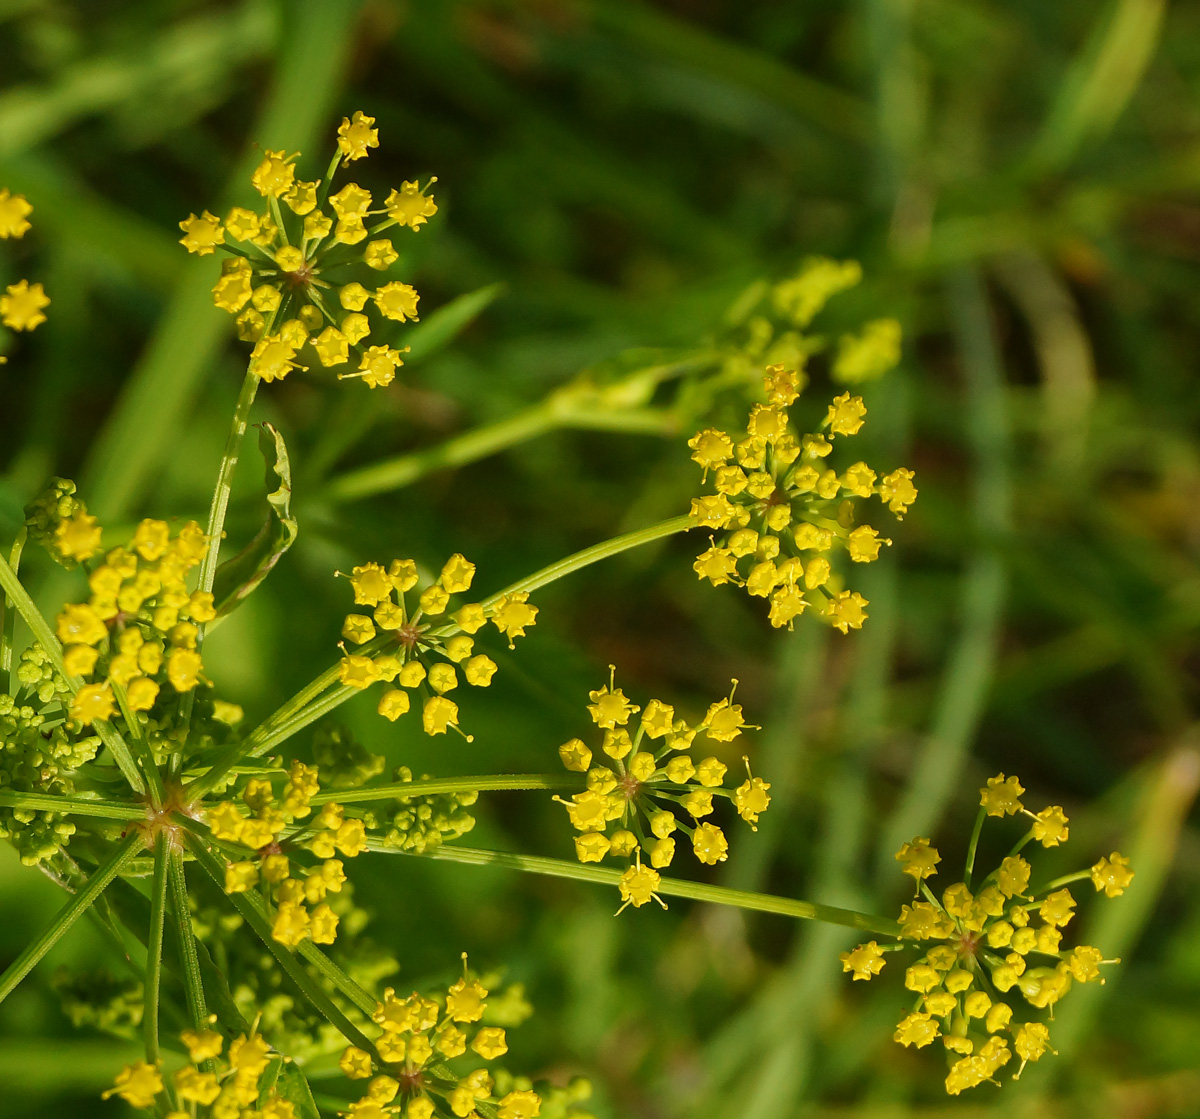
(112, 679, 164, 806)
(167, 848, 208, 1029)
(1032, 869, 1092, 896)
(320, 399, 678, 504)
(0, 547, 145, 794)
(185, 514, 695, 801)
(185, 834, 379, 1050)
(372, 842, 900, 936)
(308, 774, 572, 806)
(963, 806, 987, 888)
(0, 832, 141, 1005)
(0, 790, 144, 820)
(175, 349, 268, 772)
(1, 527, 26, 694)
(144, 834, 169, 1065)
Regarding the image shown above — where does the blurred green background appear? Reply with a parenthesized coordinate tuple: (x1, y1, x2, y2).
(2, 0, 1199, 1115)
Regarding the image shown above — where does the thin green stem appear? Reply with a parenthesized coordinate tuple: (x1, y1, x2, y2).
(1032, 869, 1092, 896)
(0, 790, 144, 820)
(112, 680, 164, 806)
(144, 834, 169, 1065)
(320, 399, 677, 504)
(185, 834, 378, 1049)
(175, 349, 267, 771)
(0, 547, 144, 794)
(963, 806, 988, 888)
(475, 513, 695, 607)
(167, 848, 208, 1029)
(1, 527, 27, 694)
(0, 832, 142, 1005)
(372, 842, 900, 936)
(309, 774, 572, 806)
(185, 514, 695, 801)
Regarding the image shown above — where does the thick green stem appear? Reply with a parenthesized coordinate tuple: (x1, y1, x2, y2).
(168, 848, 208, 1029)
(309, 774, 572, 806)
(0, 832, 142, 1005)
(144, 834, 169, 1064)
(371, 842, 900, 936)
(0, 547, 144, 794)
(186, 834, 378, 1050)
(0, 790, 144, 820)
(185, 514, 695, 801)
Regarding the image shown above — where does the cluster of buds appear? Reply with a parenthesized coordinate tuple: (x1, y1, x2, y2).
(181, 111, 435, 389)
(337, 554, 537, 738)
(555, 672, 771, 912)
(207, 760, 364, 949)
(0, 186, 49, 346)
(366, 767, 478, 854)
(0, 683, 97, 864)
(338, 964, 542, 1119)
(688, 363, 916, 634)
(52, 516, 215, 727)
(839, 774, 1133, 1095)
(103, 1021, 294, 1115)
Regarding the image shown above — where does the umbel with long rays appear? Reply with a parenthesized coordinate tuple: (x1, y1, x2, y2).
(0, 111, 1129, 1114)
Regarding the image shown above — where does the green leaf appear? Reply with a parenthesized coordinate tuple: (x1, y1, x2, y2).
(272, 1061, 321, 1119)
(404, 283, 504, 364)
(212, 422, 298, 617)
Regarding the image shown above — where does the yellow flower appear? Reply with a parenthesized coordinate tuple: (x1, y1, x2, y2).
(1031, 805, 1069, 846)
(497, 1090, 542, 1119)
(617, 857, 662, 911)
(470, 1026, 508, 1059)
(337, 111, 380, 160)
(70, 683, 114, 725)
(692, 822, 728, 864)
(252, 150, 297, 197)
(823, 589, 869, 633)
(1, 279, 50, 331)
(385, 181, 438, 230)
(826, 392, 867, 436)
(54, 511, 102, 561)
(374, 281, 420, 322)
(840, 941, 886, 980)
(102, 1060, 163, 1108)
(880, 467, 918, 516)
(981, 773, 1025, 816)
(1090, 851, 1133, 898)
(178, 210, 225, 254)
(894, 1011, 939, 1048)
(0, 189, 33, 237)
(423, 695, 459, 735)
(490, 592, 538, 645)
(895, 836, 940, 881)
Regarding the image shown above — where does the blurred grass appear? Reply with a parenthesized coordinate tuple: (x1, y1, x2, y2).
(2, 0, 1200, 1116)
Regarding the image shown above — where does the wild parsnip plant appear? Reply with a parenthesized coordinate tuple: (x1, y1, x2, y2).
(0, 110, 1132, 1117)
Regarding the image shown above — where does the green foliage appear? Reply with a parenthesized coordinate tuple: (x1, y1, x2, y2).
(1, 1, 1200, 1117)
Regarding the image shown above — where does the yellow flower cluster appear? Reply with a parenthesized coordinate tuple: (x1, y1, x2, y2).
(339, 966, 542, 1119)
(53, 518, 213, 726)
(337, 554, 537, 738)
(839, 774, 1133, 1095)
(179, 111, 436, 388)
(555, 672, 770, 910)
(688, 363, 917, 634)
(103, 1022, 291, 1116)
(0, 188, 50, 348)
(208, 760, 360, 948)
